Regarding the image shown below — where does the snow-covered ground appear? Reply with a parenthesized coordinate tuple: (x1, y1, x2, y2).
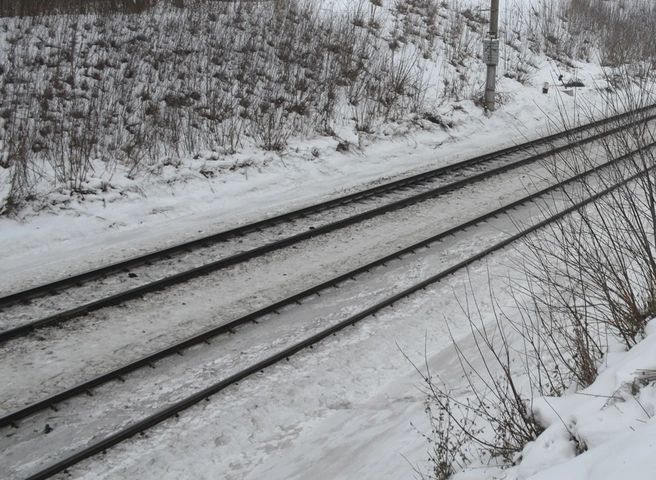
(0, 66, 602, 292)
(2, 18, 656, 480)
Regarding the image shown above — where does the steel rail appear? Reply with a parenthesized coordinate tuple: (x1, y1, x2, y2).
(21, 142, 656, 480)
(1, 104, 654, 312)
(2, 110, 655, 343)
(5, 141, 653, 432)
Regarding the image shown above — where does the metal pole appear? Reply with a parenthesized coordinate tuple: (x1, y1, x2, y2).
(489, 0, 499, 37)
(485, 0, 499, 112)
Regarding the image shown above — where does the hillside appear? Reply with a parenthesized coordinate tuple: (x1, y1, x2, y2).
(1, 0, 653, 220)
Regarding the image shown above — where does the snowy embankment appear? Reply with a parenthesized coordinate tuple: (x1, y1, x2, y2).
(524, 323, 656, 480)
(0, 0, 615, 220)
(451, 319, 656, 480)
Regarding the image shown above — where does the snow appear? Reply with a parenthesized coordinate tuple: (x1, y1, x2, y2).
(0, 72, 630, 476)
(507, 321, 656, 480)
(2, 3, 656, 480)
(0, 74, 595, 295)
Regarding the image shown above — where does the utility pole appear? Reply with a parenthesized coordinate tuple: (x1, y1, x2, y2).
(483, 0, 499, 112)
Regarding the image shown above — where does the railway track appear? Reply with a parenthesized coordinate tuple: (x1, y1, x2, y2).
(3, 134, 655, 479)
(1, 105, 655, 342)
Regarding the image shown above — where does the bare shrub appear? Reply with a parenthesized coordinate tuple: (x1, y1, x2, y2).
(412, 373, 474, 479)
(418, 73, 656, 477)
(1, 0, 447, 211)
(0, 116, 37, 215)
(525, 76, 656, 352)
(563, 0, 656, 67)
(409, 279, 550, 478)
(0, 0, 158, 17)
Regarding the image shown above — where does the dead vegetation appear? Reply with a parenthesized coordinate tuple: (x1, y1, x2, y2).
(418, 74, 656, 478)
(1, 0, 655, 215)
